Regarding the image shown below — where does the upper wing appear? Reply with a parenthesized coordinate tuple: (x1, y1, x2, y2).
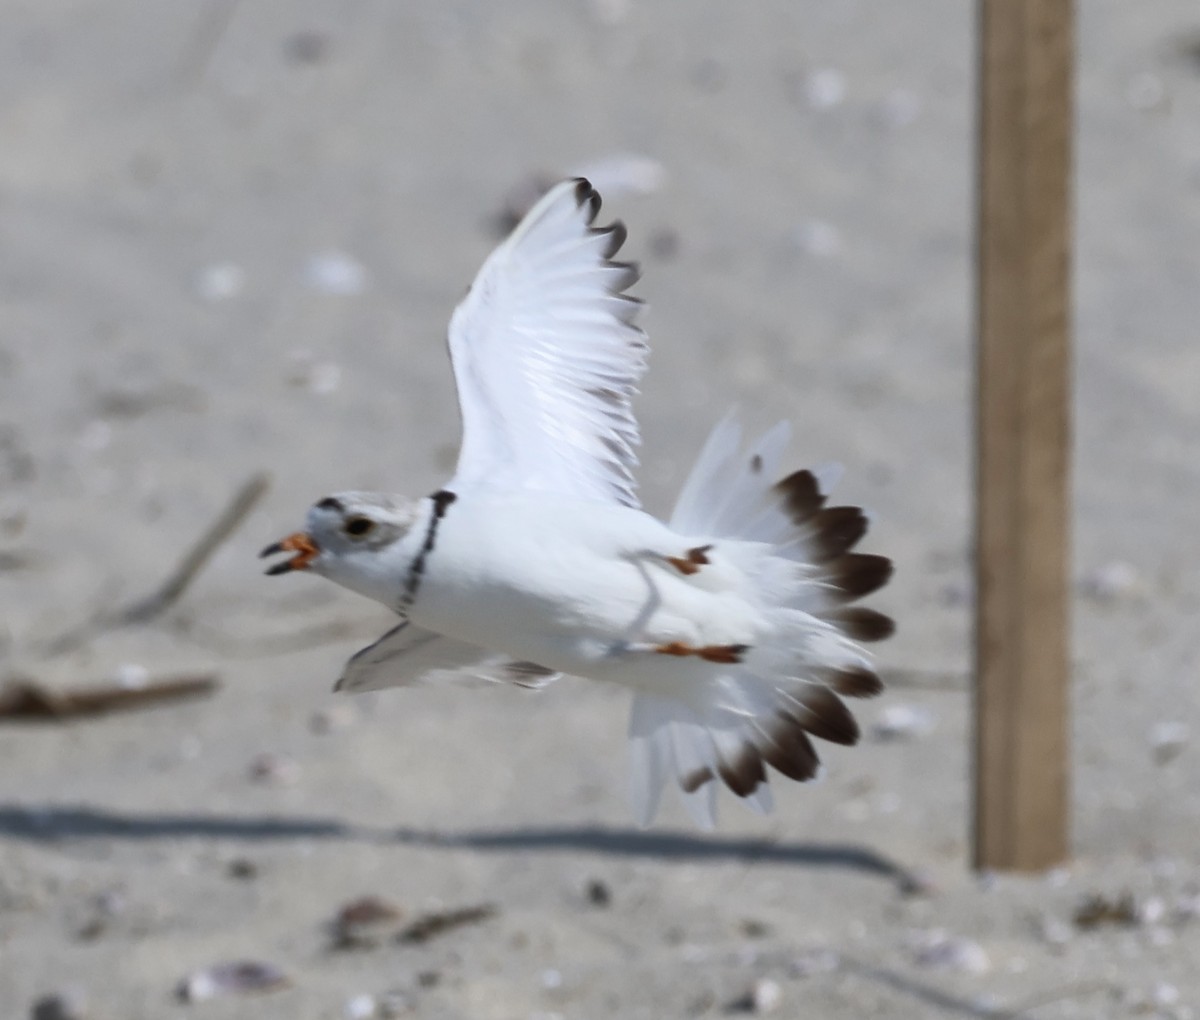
(446, 179, 648, 508)
(336, 621, 560, 694)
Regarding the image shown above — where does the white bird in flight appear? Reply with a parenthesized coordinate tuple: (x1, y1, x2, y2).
(262, 179, 893, 828)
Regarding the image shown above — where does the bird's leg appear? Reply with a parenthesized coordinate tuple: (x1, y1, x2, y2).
(653, 641, 749, 664)
(658, 544, 714, 576)
(609, 639, 748, 664)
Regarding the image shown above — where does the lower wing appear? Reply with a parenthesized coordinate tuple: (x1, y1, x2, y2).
(335, 620, 561, 694)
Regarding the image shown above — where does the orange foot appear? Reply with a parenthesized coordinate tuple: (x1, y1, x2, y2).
(665, 544, 714, 576)
(654, 641, 749, 664)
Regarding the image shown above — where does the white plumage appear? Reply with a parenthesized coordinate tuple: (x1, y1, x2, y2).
(447, 181, 647, 507)
(263, 179, 893, 828)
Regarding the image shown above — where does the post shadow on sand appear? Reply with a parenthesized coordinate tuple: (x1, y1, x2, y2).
(0, 802, 910, 882)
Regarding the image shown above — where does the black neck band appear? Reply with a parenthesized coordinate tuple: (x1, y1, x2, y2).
(399, 489, 457, 611)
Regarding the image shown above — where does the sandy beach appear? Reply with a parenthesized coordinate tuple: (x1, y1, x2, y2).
(2, 2, 1199, 1017)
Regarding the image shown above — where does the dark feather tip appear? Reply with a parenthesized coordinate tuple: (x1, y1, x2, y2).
(809, 506, 868, 562)
(774, 470, 825, 525)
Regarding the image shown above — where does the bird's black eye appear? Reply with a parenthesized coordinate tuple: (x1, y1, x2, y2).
(344, 516, 375, 538)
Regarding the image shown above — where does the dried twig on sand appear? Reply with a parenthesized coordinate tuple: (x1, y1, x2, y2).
(0, 674, 217, 721)
(396, 904, 497, 944)
(117, 473, 270, 625)
(45, 473, 270, 655)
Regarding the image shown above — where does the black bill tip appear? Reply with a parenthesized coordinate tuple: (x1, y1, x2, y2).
(260, 542, 284, 559)
(264, 560, 294, 576)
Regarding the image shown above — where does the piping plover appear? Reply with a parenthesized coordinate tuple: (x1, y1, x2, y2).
(263, 179, 892, 827)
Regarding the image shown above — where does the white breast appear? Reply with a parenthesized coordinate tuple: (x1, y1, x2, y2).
(407, 493, 768, 678)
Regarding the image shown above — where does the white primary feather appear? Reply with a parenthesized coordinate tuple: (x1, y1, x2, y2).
(446, 178, 648, 507)
(628, 415, 891, 827)
(337, 620, 561, 693)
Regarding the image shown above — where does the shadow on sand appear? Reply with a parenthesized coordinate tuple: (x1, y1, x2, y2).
(0, 802, 908, 881)
(1, 804, 1055, 1015)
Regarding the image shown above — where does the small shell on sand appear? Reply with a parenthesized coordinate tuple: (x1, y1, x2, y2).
(333, 896, 405, 949)
(176, 961, 290, 1001)
(247, 752, 301, 786)
(304, 252, 367, 296)
(1149, 721, 1190, 765)
(911, 930, 991, 974)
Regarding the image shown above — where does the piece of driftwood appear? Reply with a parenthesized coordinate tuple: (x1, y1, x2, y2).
(396, 904, 497, 944)
(0, 674, 217, 721)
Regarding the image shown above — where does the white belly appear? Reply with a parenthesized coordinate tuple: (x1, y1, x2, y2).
(406, 494, 766, 681)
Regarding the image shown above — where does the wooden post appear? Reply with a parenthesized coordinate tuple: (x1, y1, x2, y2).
(974, 0, 1074, 871)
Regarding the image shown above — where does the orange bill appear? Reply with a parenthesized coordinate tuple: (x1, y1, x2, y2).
(260, 532, 320, 575)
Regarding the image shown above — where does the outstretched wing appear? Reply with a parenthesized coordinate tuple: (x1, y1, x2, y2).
(446, 178, 647, 508)
(336, 621, 560, 694)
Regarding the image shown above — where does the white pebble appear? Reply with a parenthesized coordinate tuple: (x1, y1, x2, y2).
(177, 960, 289, 1002)
(112, 663, 150, 689)
(913, 931, 991, 975)
(1149, 722, 1190, 765)
(804, 68, 847, 109)
(876, 89, 921, 129)
(344, 994, 377, 1020)
(873, 703, 937, 741)
(793, 220, 841, 258)
(305, 251, 367, 295)
(750, 978, 783, 1014)
(1139, 896, 1167, 926)
(1079, 560, 1143, 602)
(306, 361, 342, 395)
(195, 263, 245, 302)
(1154, 983, 1181, 1006)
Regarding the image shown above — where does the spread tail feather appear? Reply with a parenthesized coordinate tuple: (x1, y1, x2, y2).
(630, 413, 893, 827)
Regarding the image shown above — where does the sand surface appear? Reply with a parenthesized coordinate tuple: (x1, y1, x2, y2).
(2, 2, 1200, 1017)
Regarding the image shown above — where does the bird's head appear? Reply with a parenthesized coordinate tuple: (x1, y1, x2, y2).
(261, 492, 424, 603)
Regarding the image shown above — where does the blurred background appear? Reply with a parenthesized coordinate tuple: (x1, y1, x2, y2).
(1, 2, 1198, 1017)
